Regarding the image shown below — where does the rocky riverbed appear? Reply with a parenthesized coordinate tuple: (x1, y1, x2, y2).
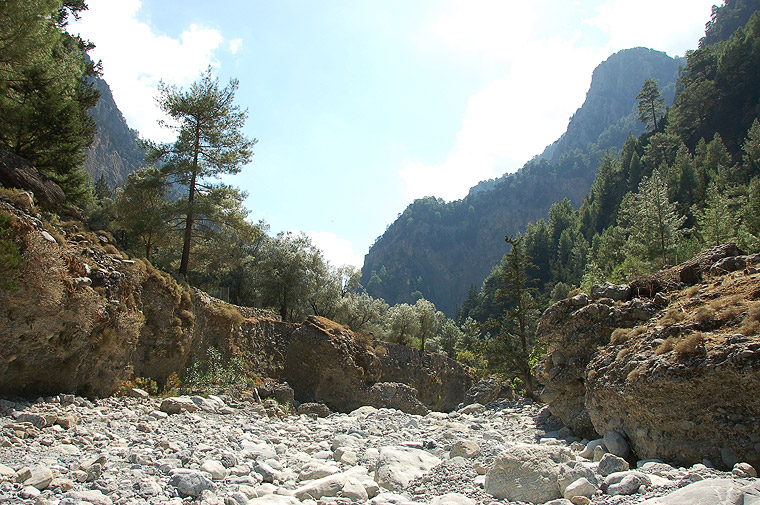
(1, 394, 758, 505)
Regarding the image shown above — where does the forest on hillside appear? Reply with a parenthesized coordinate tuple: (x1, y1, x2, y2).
(2, 0, 760, 392)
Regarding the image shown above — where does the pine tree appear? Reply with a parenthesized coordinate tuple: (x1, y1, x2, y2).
(637, 78, 665, 131)
(695, 181, 740, 247)
(146, 68, 256, 278)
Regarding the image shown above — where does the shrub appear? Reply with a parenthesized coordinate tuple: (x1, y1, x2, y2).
(616, 348, 631, 361)
(655, 337, 675, 355)
(181, 347, 248, 393)
(660, 307, 686, 325)
(674, 333, 705, 356)
(610, 328, 630, 345)
(694, 306, 714, 323)
(740, 303, 760, 336)
(0, 212, 21, 290)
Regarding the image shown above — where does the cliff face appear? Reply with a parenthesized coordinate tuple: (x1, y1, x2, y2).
(0, 198, 472, 411)
(362, 48, 683, 315)
(535, 244, 760, 469)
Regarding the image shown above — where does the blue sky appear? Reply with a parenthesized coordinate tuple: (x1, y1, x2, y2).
(70, 0, 719, 268)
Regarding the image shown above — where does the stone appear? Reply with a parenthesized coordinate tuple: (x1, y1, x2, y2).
(14, 413, 48, 428)
(0, 150, 66, 208)
(484, 443, 574, 503)
(62, 490, 113, 505)
(429, 493, 477, 505)
(23, 467, 53, 490)
(54, 413, 77, 429)
(598, 453, 630, 476)
(368, 382, 429, 415)
(579, 439, 605, 459)
(458, 403, 485, 415)
(247, 496, 302, 505)
(603, 430, 630, 458)
(298, 461, 339, 481)
(161, 397, 201, 414)
(604, 471, 651, 496)
(298, 402, 331, 417)
(557, 462, 598, 494)
(201, 460, 229, 481)
(374, 446, 442, 491)
(732, 462, 758, 478)
(563, 477, 598, 500)
(463, 377, 513, 405)
(0, 463, 14, 478)
(127, 387, 149, 398)
(638, 478, 760, 504)
(591, 282, 631, 301)
(341, 476, 369, 502)
(449, 440, 481, 459)
(169, 469, 216, 498)
(293, 468, 366, 501)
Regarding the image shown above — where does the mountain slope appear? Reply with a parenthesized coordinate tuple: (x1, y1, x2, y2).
(84, 77, 146, 188)
(362, 48, 682, 315)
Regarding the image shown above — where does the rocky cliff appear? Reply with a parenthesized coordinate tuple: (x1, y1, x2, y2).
(0, 196, 472, 412)
(536, 244, 760, 469)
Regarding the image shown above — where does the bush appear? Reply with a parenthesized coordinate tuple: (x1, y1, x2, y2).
(181, 347, 249, 393)
(674, 333, 705, 356)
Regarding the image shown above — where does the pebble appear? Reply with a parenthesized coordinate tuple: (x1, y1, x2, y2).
(0, 395, 757, 505)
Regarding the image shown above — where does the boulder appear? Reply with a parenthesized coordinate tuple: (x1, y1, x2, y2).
(0, 150, 65, 209)
(160, 397, 200, 414)
(449, 440, 481, 459)
(377, 341, 474, 411)
(281, 316, 381, 412)
(367, 382, 429, 415)
(297, 402, 331, 418)
(484, 443, 574, 503)
(598, 453, 629, 477)
(463, 376, 513, 405)
(557, 462, 599, 494)
(535, 296, 655, 438)
(638, 478, 760, 505)
(678, 243, 744, 284)
(603, 471, 650, 496)
(374, 446, 441, 491)
(563, 477, 598, 501)
(603, 430, 630, 459)
(591, 282, 631, 301)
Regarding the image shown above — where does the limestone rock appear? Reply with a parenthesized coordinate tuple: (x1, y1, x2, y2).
(535, 295, 655, 438)
(62, 490, 113, 505)
(430, 493, 477, 505)
(591, 282, 631, 301)
(449, 440, 481, 459)
(463, 376, 512, 405)
(0, 150, 65, 209)
(201, 460, 228, 481)
(557, 461, 599, 494)
(368, 382, 429, 415)
(281, 316, 382, 412)
(638, 478, 760, 504)
(374, 446, 442, 491)
(484, 443, 574, 503)
(563, 477, 598, 500)
(678, 243, 744, 284)
(298, 402, 331, 417)
(23, 467, 53, 490)
(732, 462, 758, 478)
(598, 453, 629, 477)
(603, 430, 630, 458)
(604, 470, 650, 496)
(169, 469, 215, 498)
(160, 397, 200, 414)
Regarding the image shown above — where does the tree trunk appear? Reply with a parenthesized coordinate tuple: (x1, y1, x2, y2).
(179, 122, 202, 278)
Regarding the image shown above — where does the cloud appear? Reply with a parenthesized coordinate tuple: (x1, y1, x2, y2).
(585, 0, 717, 58)
(229, 38, 243, 54)
(68, 0, 230, 142)
(306, 231, 364, 269)
(401, 0, 717, 202)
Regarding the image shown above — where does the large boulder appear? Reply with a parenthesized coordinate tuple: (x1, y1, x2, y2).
(585, 326, 760, 469)
(534, 294, 656, 438)
(377, 341, 474, 411)
(367, 382, 429, 415)
(463, 376, 513, 405)
(484, 443, 574, 503)
(638, 478, 760, 505)
(678, 243, 744, 284)
(374, 446, 442, 491)
(281, 316, 382, 412)
(0, 150, 65, 209)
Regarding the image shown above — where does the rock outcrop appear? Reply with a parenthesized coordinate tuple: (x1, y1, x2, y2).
(0, 199, 475, 412)
(536, 244, 760, 468)
(0, 150, 65, 209)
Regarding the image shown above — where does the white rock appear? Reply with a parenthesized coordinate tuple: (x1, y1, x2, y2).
(169, 469, 216, 498)
(341, 476, 369, 502)
(449, 440, 481, 459)
(557, 461, 598, 493)
(563, 477, 598, 500)
(598, 453, 629, 476)
(430, 492, 477, 505)
(638, 478, 760, 504)
(374, 446, 442, 491)
(201, 460, 229, 481)
(484, 443, 574, 503)
(579, 439, 605, 459)
(0, 464, 14, 478)
(604, 470, 650, 495)
(23, 467, 54, 490)
(247, 495, 302, 505)
(603, 430, 630, 458)
(62, 490, 113, 505)
(298, 461, 340, 481)
(160, 397, 200, 414)
(732, 462, 758, 478)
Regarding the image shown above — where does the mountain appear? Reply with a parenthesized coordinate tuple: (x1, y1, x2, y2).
(361, 48, 683, 315)
(84, 77, 146, 188)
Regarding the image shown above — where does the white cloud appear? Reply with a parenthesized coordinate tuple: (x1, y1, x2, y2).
(585, 0, 718, 58)
(68, 0, 228, 142)
(307, 231, 364, 269)
(401, 0, 718, 202)
(229, 38, 243, 54)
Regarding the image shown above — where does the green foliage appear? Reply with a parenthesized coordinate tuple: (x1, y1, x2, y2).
(181, 347, 249, 392)
(115, 166, 170, 261)
(0, 0, 100, 205)
(0, 212, 21, 290)
(146, 67, 256, 277)
(637, 78, 665, 131)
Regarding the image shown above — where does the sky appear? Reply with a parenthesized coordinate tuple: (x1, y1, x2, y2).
(69, 0, 719, 269)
